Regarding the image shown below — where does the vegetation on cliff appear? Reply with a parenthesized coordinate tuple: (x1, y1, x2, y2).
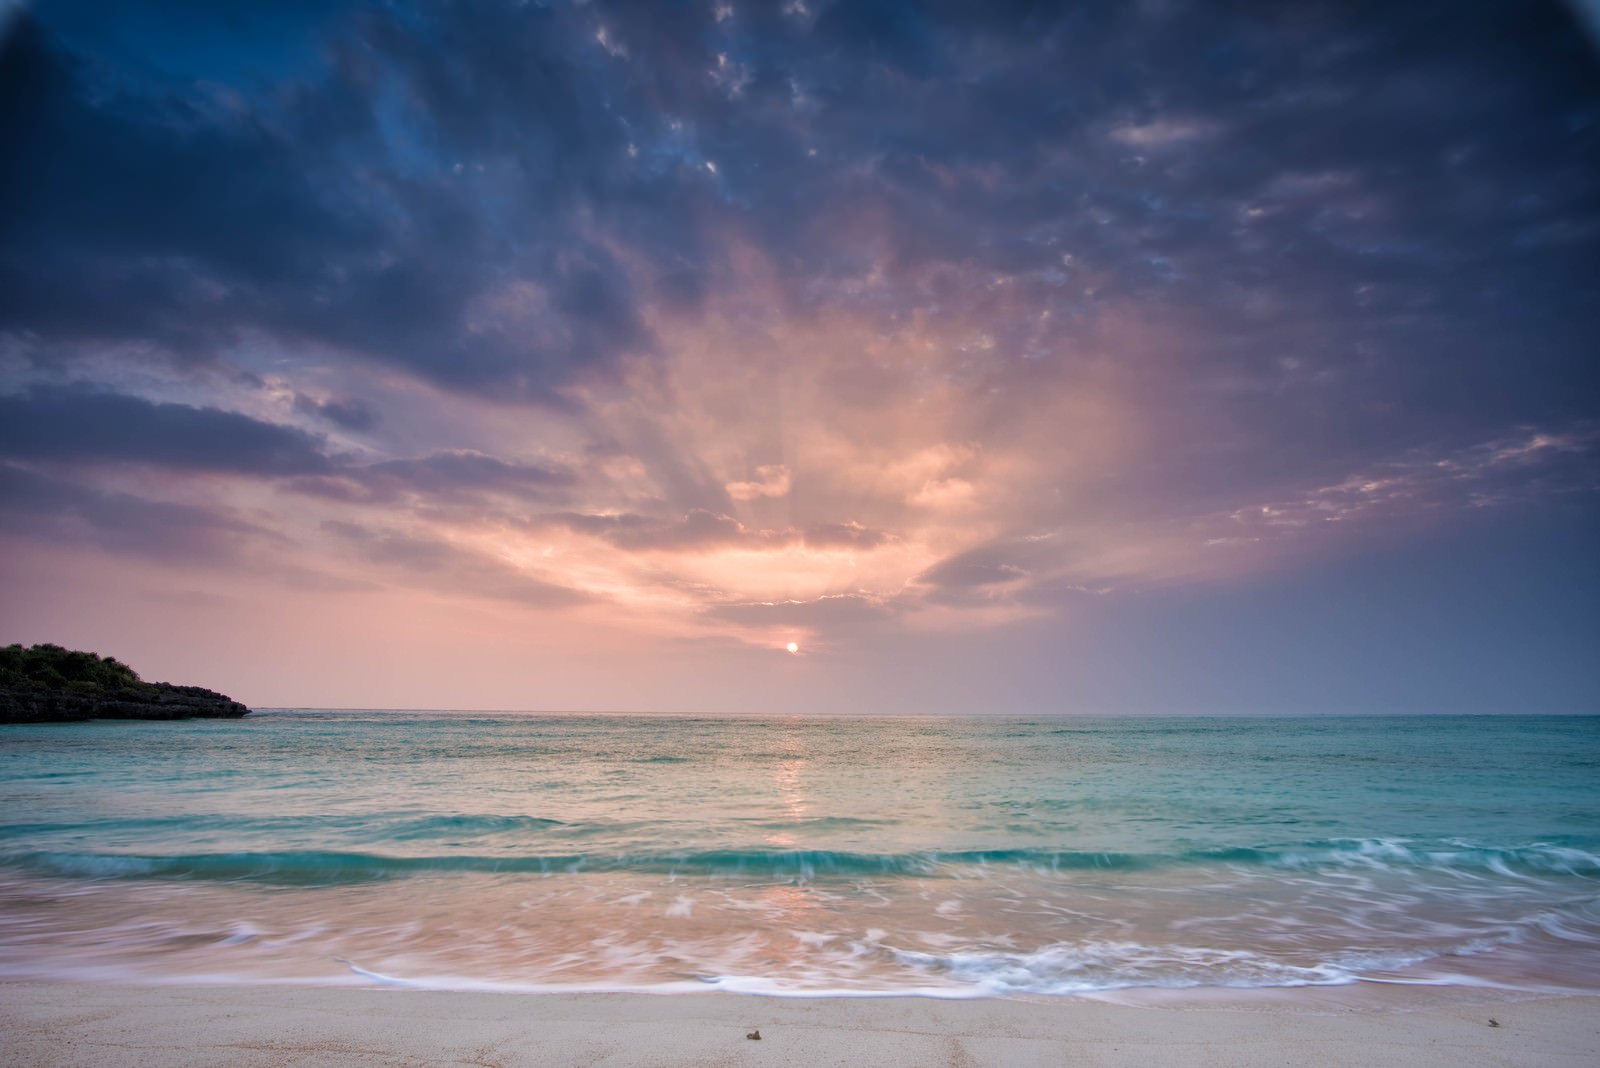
(0, 643, 250, 723)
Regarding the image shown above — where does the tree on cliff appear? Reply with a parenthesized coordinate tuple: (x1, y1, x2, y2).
(0, 643, 146, 694)
(0, 644, 250, 722)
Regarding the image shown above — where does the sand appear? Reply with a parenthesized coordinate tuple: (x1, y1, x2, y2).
(2, 981, 1596, 1067)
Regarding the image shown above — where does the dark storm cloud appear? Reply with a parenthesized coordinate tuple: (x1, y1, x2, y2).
(1, 0, 1594, 508)
(0, 386, 331, 475)
(0, 4, 653, 397)
(0, 15, 373, 358)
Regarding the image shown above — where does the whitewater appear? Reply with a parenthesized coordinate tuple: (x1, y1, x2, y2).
(2, 711, 1596, 997)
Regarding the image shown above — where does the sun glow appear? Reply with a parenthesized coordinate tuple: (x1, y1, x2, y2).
(786, 642, 800, 654)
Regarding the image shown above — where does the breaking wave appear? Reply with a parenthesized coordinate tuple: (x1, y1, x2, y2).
(5, 838, 1596, 886)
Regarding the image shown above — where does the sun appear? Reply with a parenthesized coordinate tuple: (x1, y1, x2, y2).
(785, 642, 800, 654)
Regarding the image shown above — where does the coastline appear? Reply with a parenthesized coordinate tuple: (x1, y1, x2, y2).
(3, 980, 1596, 1067)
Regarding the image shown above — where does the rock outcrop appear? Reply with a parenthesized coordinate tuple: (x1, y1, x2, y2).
(0, 682, 251, 723)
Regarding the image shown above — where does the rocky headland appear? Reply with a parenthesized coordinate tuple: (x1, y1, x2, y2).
(0, 643, 250, 724)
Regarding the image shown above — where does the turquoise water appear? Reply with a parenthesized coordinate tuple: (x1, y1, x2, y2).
(2, 711, 1597, 995)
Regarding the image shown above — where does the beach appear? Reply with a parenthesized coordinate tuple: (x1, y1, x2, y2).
(5, 713, 1599, 1065)
(4, 981, 1597, 1067)
(7, 0, 1596, 1060)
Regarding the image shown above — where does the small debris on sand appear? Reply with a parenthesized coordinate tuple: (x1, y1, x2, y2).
(746, 1029, 762, 1041)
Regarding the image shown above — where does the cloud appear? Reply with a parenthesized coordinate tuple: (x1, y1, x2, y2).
(292, 392, 379, 432)
(0, 386, 331, 475)
(0, 0, 1594, 663)
(539, 507, 899, 558)
(707, 594, 894, 628)
(802, 521, 894, 549)
(812, 0, 951, 81)
(290, 450, 574, 506)
(916, 543, 1039, 590)
(0, 463, 272, 561)
(6, 0, 1595, 426)
(321, 520, 590, 608)
(547, 509, 786, 553)
(0, 8, 656, 400)
(1224, 427, 1600, 532)
(725, 464, 792, 501)
(0, 14, 373, 357)
(1107, 118, 1222, 149)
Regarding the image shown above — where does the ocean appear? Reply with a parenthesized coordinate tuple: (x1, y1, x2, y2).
(1, 711, 1597, 998)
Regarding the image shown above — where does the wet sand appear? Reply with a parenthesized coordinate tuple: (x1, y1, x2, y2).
(3, 980, 1596, 1067)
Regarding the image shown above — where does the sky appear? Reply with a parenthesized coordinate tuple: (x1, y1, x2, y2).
(0, 0, 1596, 714)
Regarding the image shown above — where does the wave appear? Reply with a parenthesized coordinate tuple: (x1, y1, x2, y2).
(1243, 837, 1600, 877)
(887, 939, 1369, 993)
(3, 838, 1597, 886)
(0, 847, 1070, 885)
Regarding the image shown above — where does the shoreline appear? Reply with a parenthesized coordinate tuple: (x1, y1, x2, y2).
(4, 979, 1597, 1067)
